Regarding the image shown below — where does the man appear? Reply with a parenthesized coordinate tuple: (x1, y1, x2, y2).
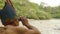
(0, 17, 41, 34)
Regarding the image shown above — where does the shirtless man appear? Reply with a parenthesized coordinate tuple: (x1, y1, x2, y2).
(0, 16, 41, 34)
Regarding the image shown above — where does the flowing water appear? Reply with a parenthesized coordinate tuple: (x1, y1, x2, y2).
(28, 19, 60, 34)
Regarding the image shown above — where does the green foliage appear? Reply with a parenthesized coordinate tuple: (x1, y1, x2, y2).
(0, 0, 51, 20)
(0, 0, 5, 9)
(39, 2, 60, 19)
(36, 11, 51, 19)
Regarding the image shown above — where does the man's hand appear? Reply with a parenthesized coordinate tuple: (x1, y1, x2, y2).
(20, 16, 29, 26)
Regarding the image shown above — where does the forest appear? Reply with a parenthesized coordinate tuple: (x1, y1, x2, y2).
(0, 0, 60, 20)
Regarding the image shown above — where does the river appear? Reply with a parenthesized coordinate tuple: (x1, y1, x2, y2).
(27, 19, 60, 34)
(0, 19, 60, 34)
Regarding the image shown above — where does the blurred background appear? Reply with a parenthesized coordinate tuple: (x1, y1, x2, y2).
(0, 0, 60, 34)
(0, 0, 60, 20)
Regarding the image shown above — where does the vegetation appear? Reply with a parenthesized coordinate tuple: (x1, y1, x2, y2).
(40, 2, 60, 18)
(0, 0, 60, 19)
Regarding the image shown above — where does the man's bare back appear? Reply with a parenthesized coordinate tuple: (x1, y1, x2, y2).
(0, 16, 41, 34)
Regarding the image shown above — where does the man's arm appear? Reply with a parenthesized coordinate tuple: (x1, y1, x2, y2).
(20, 16, 41, 34)
(20, 16, 35, 29)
